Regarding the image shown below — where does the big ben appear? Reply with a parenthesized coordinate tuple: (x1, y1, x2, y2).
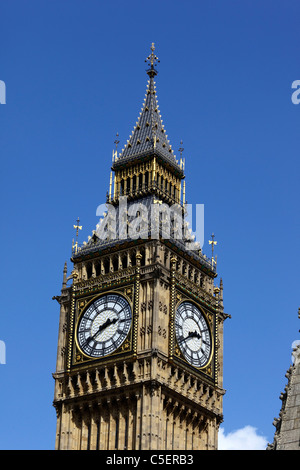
(52, 44, 227, 451)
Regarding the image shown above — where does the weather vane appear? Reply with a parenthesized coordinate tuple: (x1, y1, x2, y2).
(72, 217, 82, 253)
(145, 43, 160, 76)
(209, 233, 217, 268)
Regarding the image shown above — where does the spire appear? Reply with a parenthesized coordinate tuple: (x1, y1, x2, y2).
(113, 44, 183, 175)
(72, 217, 82, 254)
(62, 261, 67, 289)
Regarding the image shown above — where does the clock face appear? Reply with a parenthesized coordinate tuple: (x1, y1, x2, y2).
(175, 301, 212, 368)
(77, 293, 132, 358)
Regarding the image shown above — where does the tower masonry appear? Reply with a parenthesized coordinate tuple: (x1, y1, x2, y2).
(52, 45, 229, 451)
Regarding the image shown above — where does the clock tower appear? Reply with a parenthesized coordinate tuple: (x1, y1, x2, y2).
(53, 45, 227, 450)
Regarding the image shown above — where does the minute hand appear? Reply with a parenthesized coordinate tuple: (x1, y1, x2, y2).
(178, 331, 201, 344)
(94, 317, 118, 338)
(187, 330, 201, 340)
(81, 317, 118, 349)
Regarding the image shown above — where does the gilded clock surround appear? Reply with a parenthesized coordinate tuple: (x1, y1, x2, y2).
(73, 289, 135, 365)
(172, 298, 215, 377)
(168, 255, 217, 384)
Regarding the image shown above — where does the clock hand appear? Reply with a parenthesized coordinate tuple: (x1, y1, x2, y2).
(178, 330, 201, 344)
(93, 316, 118, 338)
(187, 330, 201, 340)
(82, 316, 127, 347)
(81, 317, 118, 348)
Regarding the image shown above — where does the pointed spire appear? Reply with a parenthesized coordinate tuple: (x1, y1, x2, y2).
(72, 217, 82, 254)
(62, 261, 67, 289)
(112, 132, 120, 162)
(113, 44, 183, 176)
(179, 140, 185, 171)
(219, 278, 224, 307)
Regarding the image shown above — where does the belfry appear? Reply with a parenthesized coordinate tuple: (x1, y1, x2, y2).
(53, 44, 228, 450)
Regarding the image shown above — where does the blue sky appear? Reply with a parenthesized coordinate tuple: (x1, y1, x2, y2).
(0, 0, 299, 450)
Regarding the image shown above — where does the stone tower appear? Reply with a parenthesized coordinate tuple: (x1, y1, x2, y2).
(267, 308, 300, 450)
(52, 45, 228, 450)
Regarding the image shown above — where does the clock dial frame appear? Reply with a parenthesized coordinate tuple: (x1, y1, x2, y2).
(175, 301, 213, 368)
(76, 293, 132, 359)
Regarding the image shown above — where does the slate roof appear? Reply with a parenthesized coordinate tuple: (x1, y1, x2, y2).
(112, 58, 183, 176)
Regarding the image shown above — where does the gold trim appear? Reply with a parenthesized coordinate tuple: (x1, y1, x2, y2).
(133, 253, 142, 357)
(169, 256, 177, 361)
(67, 286, 76, 372)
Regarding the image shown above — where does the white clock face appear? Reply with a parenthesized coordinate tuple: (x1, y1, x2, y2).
(175, 301, 212, 368)
(77, 294, 132, 358)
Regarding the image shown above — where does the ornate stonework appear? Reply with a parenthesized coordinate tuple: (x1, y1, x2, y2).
(52, 45, 228, 450)
(267, 308, 300, 450)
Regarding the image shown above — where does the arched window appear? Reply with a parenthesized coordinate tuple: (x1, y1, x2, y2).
(120, 180, 124, 196)
(95, 262, 101, 277)
(113, 257, 118, 271)
(130, 252, 136, 266)
(122, 254, 128, 269)
(104, 259, 110, 274)
(145, 172, 149, 189)
(86, 263, 93, 279)
(140, 248, 146, 266)
(126, 177, 130, 194)
(139, 174, 143, 190)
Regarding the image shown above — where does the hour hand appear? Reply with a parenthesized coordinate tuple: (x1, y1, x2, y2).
(95, 317, 118, 337)
(178, 330, 201, 344)
(187, 330, 201, 340)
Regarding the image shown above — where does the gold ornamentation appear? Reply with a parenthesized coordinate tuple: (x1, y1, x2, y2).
(121, 338, 131, 352)
(209, 233, 217, 270)
(72, 218, 82, 254)
(76, 352, 83, 363)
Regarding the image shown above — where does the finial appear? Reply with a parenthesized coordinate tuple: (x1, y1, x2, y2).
(145, 43, 160, 77)
(62, 261, 67, 289)
(72, 217, 82, 253)
(209, 233, 217, 268)
(112, 132, 120, 162)
(114, 132, 120, 150)
(179, 140, 185, 170)
(179, 140, 184, 156)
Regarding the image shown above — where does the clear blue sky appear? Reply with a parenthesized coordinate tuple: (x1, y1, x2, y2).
(0, 0, 299, 450)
